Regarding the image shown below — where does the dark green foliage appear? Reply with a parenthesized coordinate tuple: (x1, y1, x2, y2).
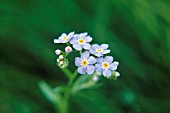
(0, 0, 170, 113)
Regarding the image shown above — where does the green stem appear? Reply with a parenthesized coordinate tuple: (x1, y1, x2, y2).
(56, 69, 78, 113)
(66, 43, 70, 46)
(79, 50, 82, 55)
(58, 91, 69, 113)
(68, 69, 78, 87)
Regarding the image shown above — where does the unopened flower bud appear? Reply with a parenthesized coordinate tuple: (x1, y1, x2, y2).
(59, 61, 63, 65)
(115, 72, 120, 77)
(93, 76, 98, 81)
(59, 55, 64, 60)
(65, 46, 72, 53)
(57, 58, 60, 62)
(58, 59, 69, 68)
(55, 49, 61, 55)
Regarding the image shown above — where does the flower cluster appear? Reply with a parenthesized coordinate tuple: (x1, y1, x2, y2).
(54, 31, 120, 80)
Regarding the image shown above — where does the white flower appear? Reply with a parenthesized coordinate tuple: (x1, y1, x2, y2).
(54, 32, 74, 43)
(55, 49, 61, 55)
(65, 46, 72, 53)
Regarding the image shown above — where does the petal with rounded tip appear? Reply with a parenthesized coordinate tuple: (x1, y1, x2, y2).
(83, 43, 91, 50)
(75, 57, 82, 66)
(87, 65, 95, 75)
(73, 44, 82, 50)
(97, 57, 104, 64)
(103, 69, 111, 77)
(92, 44, 99, 49)
(89, 48, 96, 54)
(78, 66, 86, 74)
(70, 37, 78, 44)
(109, 61, 119, 70)
(54, 39, 61, 43)
(100, 44, 109, 49)
(68, 32, 74, 36)
(88, 56, 96, 64)
(102, 50, 110, 54)
(79, 32, 88, 37)
(85, 36, 92, 42)
(81, 51, 89, 59)
(95, 64, 103, 72)
(104, 56, 113, 63)
(95, 53, 102, 57)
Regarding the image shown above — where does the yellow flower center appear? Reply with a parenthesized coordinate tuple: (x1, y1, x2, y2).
(96, 48, 102, 53)
(81, 60, 88, 66)
(78, 39, 85, 44)
(62, 36, 68, 41)
(102, 62, 109, 69)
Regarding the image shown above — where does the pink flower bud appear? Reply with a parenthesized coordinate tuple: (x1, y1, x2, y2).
(93, 76, 98, 81)
(65, 46, 72, 53)
(55, 49, 61, 55)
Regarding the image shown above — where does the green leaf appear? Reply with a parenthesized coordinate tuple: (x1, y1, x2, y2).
(38, 81, 60, 105)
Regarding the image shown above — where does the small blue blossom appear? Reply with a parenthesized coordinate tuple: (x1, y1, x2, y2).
(54, 32, 74, 43)
(95, 56, 119, 77)
(70, 32, 92, 51)
(75, 51, 96, 74)
(89, 44, 110, 57)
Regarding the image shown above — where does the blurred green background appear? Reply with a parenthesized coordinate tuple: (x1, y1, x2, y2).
(1, 0, 170, 113)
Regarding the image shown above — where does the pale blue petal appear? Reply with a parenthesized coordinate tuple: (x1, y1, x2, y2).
(61, 40, 68, 43)
(84, 36, 92, 42)
(92, 44, 99, 49)
(54, 39, 61, 43)
(83, 43, 91, 50)
(87, 65, 95, 75)
(70, 37, 78, 44)
(58, 33, 67, 40)
(95, 53, 102, 57)
(102, 50, 110, 54)
(103, 69, 111, 77)
(75, 57, 82, 66)
(109, 62, 119, 70)
(81, 51, 89, 59)
(68, 32, 74, 36)
(104, 56, 113, 63)
(88, 56, 96, 64)
(100, 44, 109, 49)
(61, 33, 67, 36)
(89, 47, 96, 54)
(95, 64, 103, 72)
(79, 32, 88, 37)
(78, 66, 86, 74)
(97, 57, 104, 64)
(73, 44, 82, 50)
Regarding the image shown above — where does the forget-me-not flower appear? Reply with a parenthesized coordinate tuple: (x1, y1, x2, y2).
(54, 32, 74, 43)
(95, 56, 119, 77)
(89, 44, 110, 57)
(75, 51, 96, 74)
(70, 32, 92, 51)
